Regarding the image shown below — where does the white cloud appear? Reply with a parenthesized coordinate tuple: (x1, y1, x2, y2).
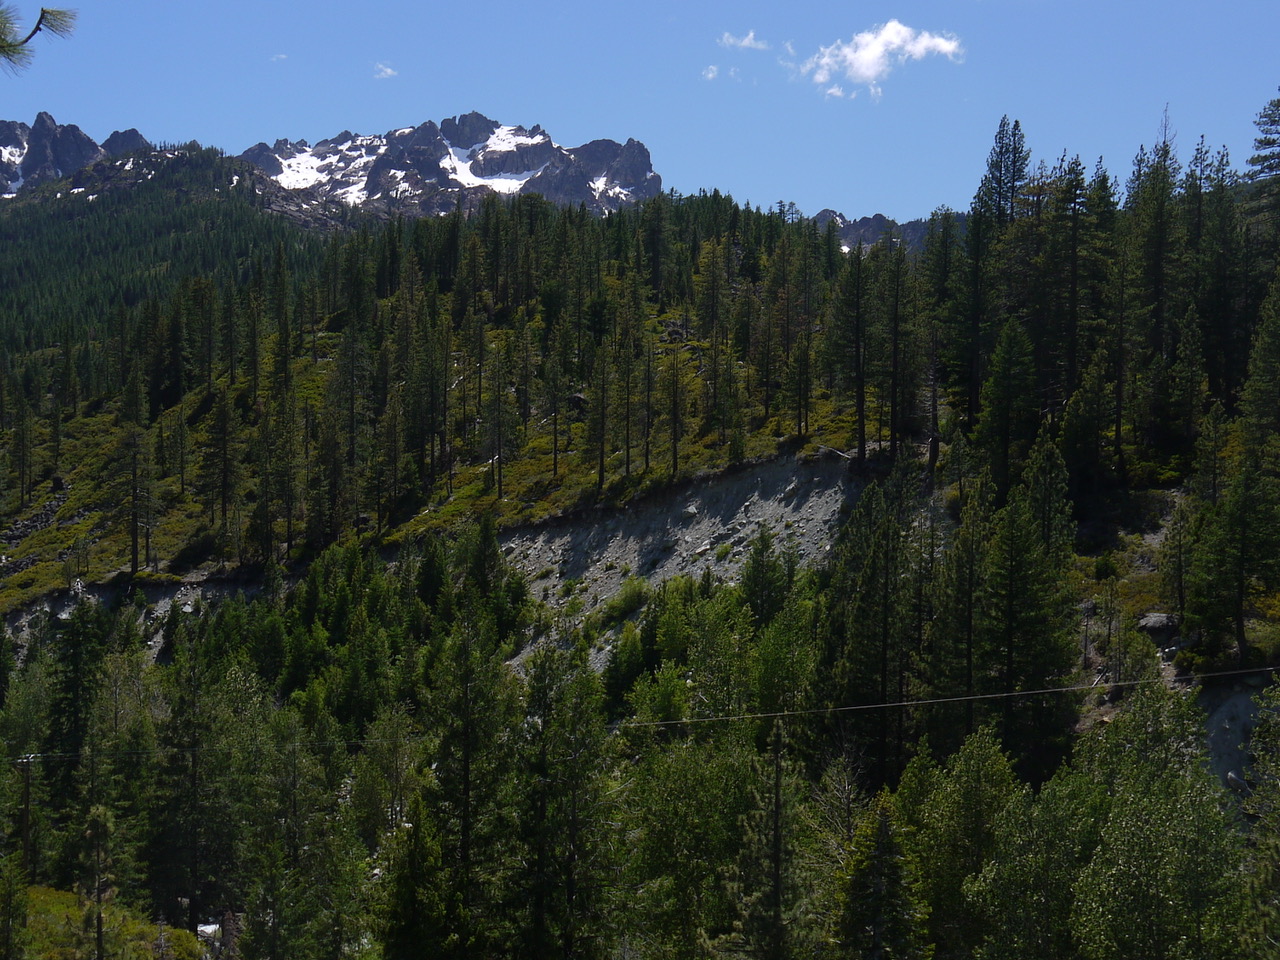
(783, 40, 796, 58)
(373, 62, 398, 80)
(729, 67, 741, 81)
(720, 29, 769, 51)
(824, 84, 846, 99)
(703, 65, 719, 80)
(270, 53, 287, 62)
(802, 20, 961, 98)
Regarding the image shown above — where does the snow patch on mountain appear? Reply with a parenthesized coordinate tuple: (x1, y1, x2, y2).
(484, 124, 553, 152)
(275, 150, 328, 190)
(442, 144, 547, 194)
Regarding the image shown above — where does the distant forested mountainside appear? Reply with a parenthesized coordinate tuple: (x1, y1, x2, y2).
(0, 89, 1278, 957)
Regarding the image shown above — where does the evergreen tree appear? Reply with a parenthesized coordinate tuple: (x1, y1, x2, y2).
(514, 645, 610, 960)
(832, 792, 930, 960)
(380, 795, 449, 960)
(1247, 87, 1280, 256)
(1185, 446, 1280, 664)
(976, 484, 1075, 777)
(0, 6, 75, 71)
(973, 320, 1038, 498)
(1240, 277, 1280, 445)
(425, 605, 521, 957)
(895, 728, 1016, 959)
(196, 387, 243, 551)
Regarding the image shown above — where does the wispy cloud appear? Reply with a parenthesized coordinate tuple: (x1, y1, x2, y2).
(270, 53, 287, 62)
(703, 64, 743, 82)
(373, 62, 398, 80)
(719, 29, 769, 51)
(801, 20, 962, 99)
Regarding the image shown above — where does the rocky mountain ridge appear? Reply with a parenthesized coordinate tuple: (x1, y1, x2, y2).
(237, 110, 662, 215)
(1, 110, 662, 216)
(813, 207, 950, 254)
(0, 111, 151, 196)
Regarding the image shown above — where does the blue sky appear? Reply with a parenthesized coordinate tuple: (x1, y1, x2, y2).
(6, 0, 1279, 221)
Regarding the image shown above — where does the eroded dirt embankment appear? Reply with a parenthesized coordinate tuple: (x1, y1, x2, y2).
(499, 454, 862, 619)
(7, 455, 862, 651)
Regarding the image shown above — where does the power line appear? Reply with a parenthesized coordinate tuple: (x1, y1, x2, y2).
(620, 665, 1278, 729)
(6, 665, 1274, 762)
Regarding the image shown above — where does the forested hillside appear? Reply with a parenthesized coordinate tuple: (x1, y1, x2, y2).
(1, 89, 1280, 957)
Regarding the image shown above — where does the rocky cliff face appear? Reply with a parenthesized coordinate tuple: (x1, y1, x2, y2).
(0, 112, 144, 196)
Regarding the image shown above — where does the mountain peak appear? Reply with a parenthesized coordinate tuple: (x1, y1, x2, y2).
(238, 114, 662, 215)
(1, 113, 105, 196)
(440, 111, 499, 148)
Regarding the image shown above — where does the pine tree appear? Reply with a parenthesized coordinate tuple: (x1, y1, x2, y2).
(1071, 687, 1246, 960)
(196, 387, 243, 548)
(9, 394, 34, 507)
(0, 6, 75, 72)
(1247, 87, 1280, 256)
(425, 605, 520, 957)
(1185, 447, 1280, 665)
(833, 792, 930, 960)
(975, 116, 1031, 228)
(114, 423, 157, 575)
(514, 645, 610, 959)
(380, 796, 449, 960)
(832, 249, 870, 468)
(967, 771, 1106, 960)
(895, 728, 1016, 958)
(822, 471, 918, 786)
(1240, 277, 1280, 445)
(973, 320, 1038, 499)
(977, 486, 1074, 776)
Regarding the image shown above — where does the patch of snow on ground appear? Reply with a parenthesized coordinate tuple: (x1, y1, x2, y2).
(486, 125, 553, 152)
(0, 145, 23, 166)
(590, 176, 631, 203)
(441, 147, 543, 194)
(336, 179, 369, 205)
(276, 150, 328, 190)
